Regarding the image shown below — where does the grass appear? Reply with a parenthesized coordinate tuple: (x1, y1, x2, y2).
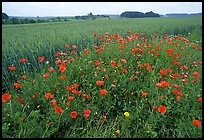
(2, 16, 202, 138)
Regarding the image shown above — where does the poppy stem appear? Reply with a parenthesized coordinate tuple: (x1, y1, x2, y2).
(9, 100, 13, 114)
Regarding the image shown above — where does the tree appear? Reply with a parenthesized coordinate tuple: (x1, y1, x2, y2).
(2, 13, 9, 19)
(120, 11, 160, 18)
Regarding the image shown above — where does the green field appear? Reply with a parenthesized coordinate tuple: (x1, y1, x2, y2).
(2, 16, 202, 138)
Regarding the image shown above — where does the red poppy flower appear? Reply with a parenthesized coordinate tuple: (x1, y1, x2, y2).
(121, 59, 127, 63)
(193, 72, 199, 76)
(198, 97, 202, 102)
(32, 95, 36, 99)
(2, 93, 11, 103)
(193, 120, 201, 126)
(70, 111, 77, 118)
(51, 99, 57, 106)
(173, 84, 179, 88)
(65, 45, 69, 49)
(49, 67, 54, 72)
(152, 106, 157, 110)
(20, 58, 27, 63)
(43, 73, 50, 78)
(14, 83, 22, 88)
(72, 84, 79, 89)
(176, 96, 181, 101)
(142, 91, 148, 97)
(96, 81, 105, 86)
(84, 49, 88, 54)
(21, 75, 26, 79)
(100, 89, 107, 96)
(68, 96, 75, 100)
(66, 86, 72, 91)
(8, 66, 16, 71)
(93, 33, 97, 37)
(59, 66, 66, 72)
(72, 89, 82, 95)
(122, 69, 128, 73)
(45, 93, 54, 99)
(83, 109, 91, 117)
(160, 69, 168, 75)
(66, 102, 70, 106)
(38, 57, 45, 62)
(95, 60, 100, 65)
(83, 94, 89, 99)
(61, 75, 66, 80)
(17, 97, 24, 103)
(103, 115, 107, 121)
(55, 106, 63, 115)
(157, 105, 167, 114)
(110, 60, 116, 68)
(72, 45, 77, 49)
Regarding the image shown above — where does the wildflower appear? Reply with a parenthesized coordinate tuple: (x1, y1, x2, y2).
(103, 115, 107, 121)
(70, 111, 78, 118)
(20, 58, 27, 63)
(14, 83, 22, 88)
(157, 105, 167, 114)
(96, 81, 105, 86)
(142, 91, 148, 97)
(83, 94, 89, 99)
(2, 93, 11, 103)
(198, 97, 202, 102)
(68, 96, 75, 100)
(152, 106, 157, 110)
(66, 86, 72, 91)
(122, 69, 128, 73)
(32, 95, 36, 99)
(17, 97, 24, 103)
(83, 109, 91, 117)
(176, 96, 181, 101)
(100, 89, 107, 96)
(156, 81, 170, 87)
(61, 75, 66, 80)
(84, 49, 88, 54)
(113, 130, 120, 136)
(160, 69, 168, 75)
(95, 60, 100, 65)
(49, 67, 54, 72)
(193, 120, 201, 126)
(38, 57, 45, 62)
(8, 66, 16, 71)
(21, 75, 26, 79)
(124, 112, 130, 117)
(65, 45, 69, 49)
(45, 93, 54, 99)
(71, 84, 79, 89)
(173, 84, 179, 88)
(193, 72, 199, 76)
(51, 99, 57, 106)
(55, 106, 63, 115)
(43, 73, 50, 78)
(72, 89, 82, 95)
(59, 63, 66, 72)
(110, 60, 116, 68)
(66, 102, 70, 106)
(121, 59, 127, 63)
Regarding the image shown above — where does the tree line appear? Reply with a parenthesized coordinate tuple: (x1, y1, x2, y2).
(120, 11, 160, 18)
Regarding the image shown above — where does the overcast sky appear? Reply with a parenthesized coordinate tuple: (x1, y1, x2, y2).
(2, 2, 202, 17)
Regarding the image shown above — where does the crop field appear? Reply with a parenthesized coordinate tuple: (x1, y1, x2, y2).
(2, 16, 202, 138)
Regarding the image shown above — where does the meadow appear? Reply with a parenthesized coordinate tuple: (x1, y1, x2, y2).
(2, 16, 202, 138)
